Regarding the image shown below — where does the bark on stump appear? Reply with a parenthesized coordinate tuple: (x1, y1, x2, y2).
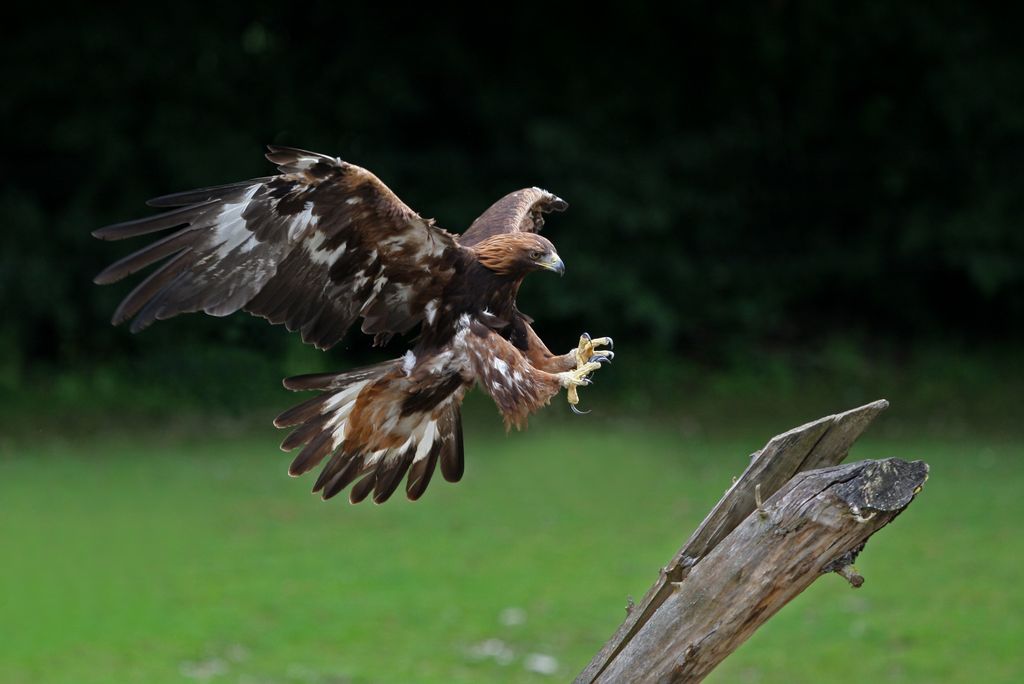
(576, 400, 928, 683)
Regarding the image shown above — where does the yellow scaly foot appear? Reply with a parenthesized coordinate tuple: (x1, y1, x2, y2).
(574, 332, 614, 367)
(559, 361, 603, 415)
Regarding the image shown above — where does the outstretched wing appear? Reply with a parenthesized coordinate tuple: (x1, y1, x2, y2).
(94, 146, 460, 349)
(456, 187, 568, 248)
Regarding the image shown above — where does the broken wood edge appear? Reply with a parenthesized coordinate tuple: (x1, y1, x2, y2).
(591, 457, 929, 683)
(576, 400, 890, 684)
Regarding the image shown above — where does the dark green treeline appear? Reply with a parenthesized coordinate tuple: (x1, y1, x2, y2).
(5, 4, 1022, 379)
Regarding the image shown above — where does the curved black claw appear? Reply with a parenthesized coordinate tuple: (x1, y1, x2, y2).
(570, 403, 591, 415)
(606, 337, 614, 350)
(592, 352, 613, 364)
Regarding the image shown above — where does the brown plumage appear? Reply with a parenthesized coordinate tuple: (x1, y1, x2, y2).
(94, 146, 611, 504)
(471, 233, 560, 276)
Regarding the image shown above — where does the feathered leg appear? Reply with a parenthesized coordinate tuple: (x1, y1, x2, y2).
(522, 324, 613, 371)
(467, 328, 605, 428)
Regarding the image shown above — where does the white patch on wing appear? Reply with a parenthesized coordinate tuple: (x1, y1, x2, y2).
(492, 358, 510, 378)
(360, 276, 389, 311)
(312, 380, 370, 448)
(413, 420, 438, 463)
(437, 314, 476, 380)
(402, 350, 417, 376)
(365, 449, 387, 466)
(349, 269, 370, 293)
(424, 299, 439, 324)
(288, 201, 317, 241)
(212, 186, 260, 258)
(422, 350, 453, 375)
(324, 381, 366, 410)
(304, 229, 347, 267)
(291, 156, 318, 170)
(396, 434, 415, 455)
(346, 197, 362, 205)
(451, 316, 471, 352)
(326, 399, 356, 428)
(380, 233, 412, 250)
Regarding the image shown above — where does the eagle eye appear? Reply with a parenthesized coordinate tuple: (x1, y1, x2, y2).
(529, 250, 542, 260)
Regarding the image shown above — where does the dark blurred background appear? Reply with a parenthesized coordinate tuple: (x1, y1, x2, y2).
(3, 3, 1023, 418)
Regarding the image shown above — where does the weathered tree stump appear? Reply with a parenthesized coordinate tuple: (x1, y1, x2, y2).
(576, 400, 928, 683)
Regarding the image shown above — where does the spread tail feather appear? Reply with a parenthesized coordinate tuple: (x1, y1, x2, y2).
(276, 361, 466, 503)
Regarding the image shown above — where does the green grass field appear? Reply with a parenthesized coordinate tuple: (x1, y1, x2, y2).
(3, 406, 1022, 683)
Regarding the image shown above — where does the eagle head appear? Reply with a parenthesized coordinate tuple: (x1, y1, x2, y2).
(471, 233, 565, 277)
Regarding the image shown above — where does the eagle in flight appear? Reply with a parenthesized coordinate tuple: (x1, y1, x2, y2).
(94, 146, 612, 504)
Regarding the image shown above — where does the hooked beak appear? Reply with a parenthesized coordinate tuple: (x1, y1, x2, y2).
(540, 252, 566, 276)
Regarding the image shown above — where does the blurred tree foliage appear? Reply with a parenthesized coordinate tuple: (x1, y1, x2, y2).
(4, 4, 1023, 381)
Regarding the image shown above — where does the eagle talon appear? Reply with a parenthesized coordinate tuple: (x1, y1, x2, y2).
(560, 361, 601, 413)
(574, 334, 615, 367)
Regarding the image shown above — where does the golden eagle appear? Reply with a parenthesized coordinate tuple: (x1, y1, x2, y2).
(94, 146, 612, 504)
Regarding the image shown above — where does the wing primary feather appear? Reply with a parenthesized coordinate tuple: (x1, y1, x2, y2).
(288, 431, 335, 477)
(313, 451, 348, 493)
(373, 450, 413, 504)
(406, 440, 442, 501)
(245, 279, 296, 325)
(145, 180, 272, 208)
(349, 472, 377, 504)
(126, 270, 194, 333)
(273, 393, 332, 428)
(282, 361, 401, 391)
(440, 405, 465, 483)
(93, 200, 219, 240)
(282, 372, 345, 391)
(93, 227, 201, 284)
(110, 250, 193, 326)
(265, 145, 339, 172)
(320, 456, 364, 499)
(265, 144, 327, 158)
(280, 417, 328, 452)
